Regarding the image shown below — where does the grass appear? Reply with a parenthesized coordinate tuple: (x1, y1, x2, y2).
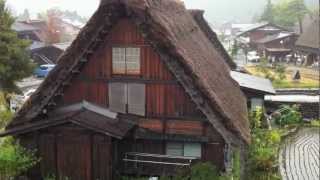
(310, 120, 320, 127)
(245, 66, 319, 88)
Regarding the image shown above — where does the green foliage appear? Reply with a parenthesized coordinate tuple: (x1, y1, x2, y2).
(0, 92, 12, 129)
(247, 108, 281, 180)
(0, 0, 35, 93)
(248, 130, 281, 177)
(274, 105, 302, 127)
(0, 137, 39, 178)
(257, 58, 274, 81)
(249, 107, 265, 129)
(256, 59, 288, 83)
(259, 0, 309, 27)
(274, 64, 286, 81)
(260, 0, 274, 23)
(232, 150, 241, 180)
(310, 119, 320, 127)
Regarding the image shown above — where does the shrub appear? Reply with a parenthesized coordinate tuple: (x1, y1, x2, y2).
(0, 137, 39, 179)
(273, 105, 302, 127)
(274, 64, 286, 81)
(249, 107, 265, 129)
(159, 162, 229, 180)
(310, 119, 320, 127)
(248, 129, 281, 177)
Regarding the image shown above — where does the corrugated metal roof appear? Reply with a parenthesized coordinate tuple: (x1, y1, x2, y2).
(265, 95, 319, 103)
(231, 71, 275, 94)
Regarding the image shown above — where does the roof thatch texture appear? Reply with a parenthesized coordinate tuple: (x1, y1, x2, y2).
(7, 0, 250, 144)
(296, 17, 319, 51)
(188, 9, 237, 70)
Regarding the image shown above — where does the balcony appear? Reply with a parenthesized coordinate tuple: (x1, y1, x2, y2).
(122, 152, 200, 176)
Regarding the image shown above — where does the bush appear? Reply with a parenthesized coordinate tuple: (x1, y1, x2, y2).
(0, 137, 39, 179)
(249, 107, 265, 129)
(273, 105, 302, 127)
(159, 162, 229, 180)
(0, 92, 13, 129)
(310, 119, 320, 127)
(248, 129, 281, 179)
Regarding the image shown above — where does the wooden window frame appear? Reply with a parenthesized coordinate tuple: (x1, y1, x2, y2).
(112, 47, 141, 76)
(166, 142, 202, 158)
(108, 82, 146, 116)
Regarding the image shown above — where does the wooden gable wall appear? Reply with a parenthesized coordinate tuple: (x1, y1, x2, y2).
(61, 19, 201, 119)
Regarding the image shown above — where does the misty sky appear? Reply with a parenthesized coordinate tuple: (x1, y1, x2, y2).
(6, 0, 318, 24)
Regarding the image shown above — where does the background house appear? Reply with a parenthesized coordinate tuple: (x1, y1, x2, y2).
(30, 42, 71, 65)
(295, 17, 320, 66)
(11, 20, 47, 42)
(256, 32, 298, 61)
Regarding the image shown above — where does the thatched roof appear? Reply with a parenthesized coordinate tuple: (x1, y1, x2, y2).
(7, 0, 250, 144)
(296, 17, 319, 54)
(188, 9, 237, 70)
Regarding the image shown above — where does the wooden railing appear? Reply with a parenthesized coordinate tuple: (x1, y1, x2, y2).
(122, 152, 199, 176)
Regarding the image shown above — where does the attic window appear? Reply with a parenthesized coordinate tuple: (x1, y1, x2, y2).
(112, 47, 140, 75)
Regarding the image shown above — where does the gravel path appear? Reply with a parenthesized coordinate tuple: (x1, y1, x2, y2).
(280, 128, 320, 180)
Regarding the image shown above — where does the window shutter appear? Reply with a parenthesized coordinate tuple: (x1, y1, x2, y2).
(112, 48, 126, 74)
(125, 48, 140, 75)
(166, 142, 183, 156)
(109, 83, 127, 113)
(184, 143, 201, 157)
(128, 83, 145, 116)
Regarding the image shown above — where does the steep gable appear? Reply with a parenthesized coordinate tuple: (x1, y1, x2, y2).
(7, 0, 250, 144)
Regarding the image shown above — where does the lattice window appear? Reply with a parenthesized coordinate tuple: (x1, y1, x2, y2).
(112, 47, 140, 75)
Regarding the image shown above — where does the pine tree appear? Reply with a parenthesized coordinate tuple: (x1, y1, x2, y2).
(0, 0, 35, 93)
(259, 0, 274, 23)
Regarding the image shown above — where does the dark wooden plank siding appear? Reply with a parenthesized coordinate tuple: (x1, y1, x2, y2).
(39, 134, 57, 177)
(92, 135, 112, 180)
(61, 19, 200, 119)
(57, 132, 91, 180)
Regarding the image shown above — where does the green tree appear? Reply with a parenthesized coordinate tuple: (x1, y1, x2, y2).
(273, 105, 302, 127)
(0, 0, 35, 93)
(260, 0, 274, 23)
(273, 0, 308, 28)
(0, 137, 39, 179)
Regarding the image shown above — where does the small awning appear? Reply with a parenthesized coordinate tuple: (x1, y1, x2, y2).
(0, 101, 135, 139)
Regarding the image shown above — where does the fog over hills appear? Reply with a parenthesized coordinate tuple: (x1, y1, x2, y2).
(184, 0, 318, 24)
(7, 0, 318, 25)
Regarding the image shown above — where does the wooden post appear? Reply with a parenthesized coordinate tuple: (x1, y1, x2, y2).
(239, 143, 249, 180)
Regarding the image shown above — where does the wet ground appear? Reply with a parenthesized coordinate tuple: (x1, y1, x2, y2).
(280, 128, 320, 180)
